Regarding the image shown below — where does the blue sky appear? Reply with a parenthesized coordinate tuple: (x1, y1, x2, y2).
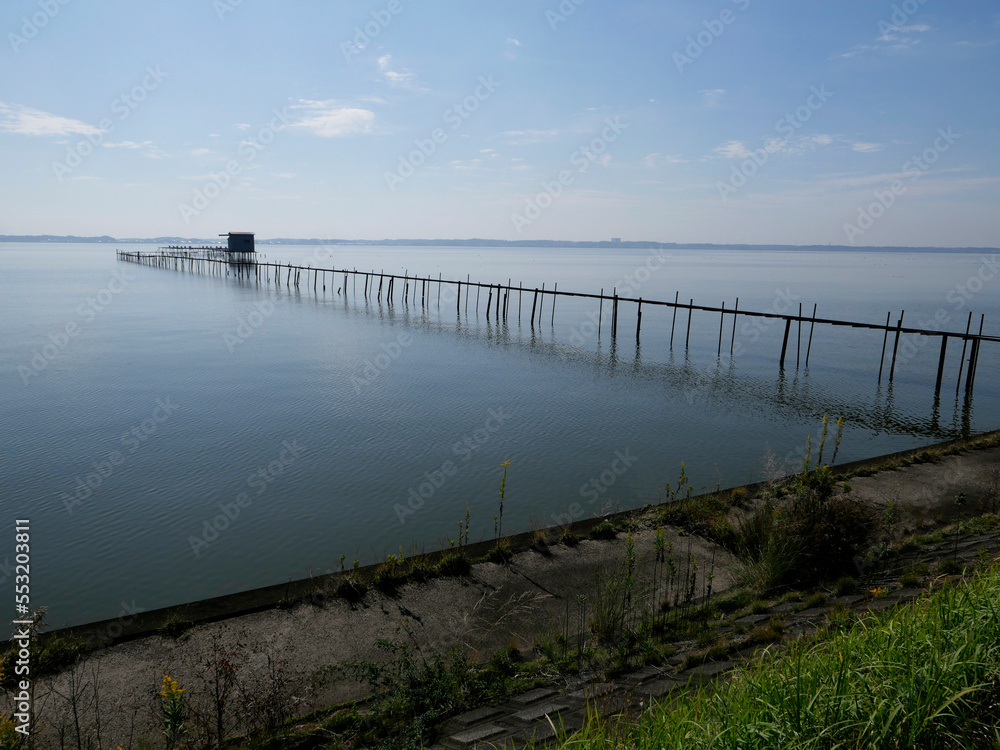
(1, 0, 998, 245)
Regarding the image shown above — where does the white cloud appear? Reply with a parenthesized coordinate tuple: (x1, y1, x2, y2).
(506, 38, 521, 46)
(102, 140, 168, 159)
(713, 140, 751, 159)
(191, 147, 212, 155)
(0, 102, 101, 137)
(234, 123, 251, 130)
(643, 152, 687, 168)
(289, 100, 375, 138)
(699, 88, 726, 107)
(852, 142, 883, 153)
(504, 129, 559, 145)
(377, 54, 415, 85)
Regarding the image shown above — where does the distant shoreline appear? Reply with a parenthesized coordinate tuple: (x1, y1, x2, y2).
(2, 235, 998, 253)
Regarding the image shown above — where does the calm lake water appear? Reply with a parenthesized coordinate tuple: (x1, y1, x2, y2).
(2, 242, 998, 627)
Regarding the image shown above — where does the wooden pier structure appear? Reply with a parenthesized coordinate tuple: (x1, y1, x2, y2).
(117, 249, 994, 398)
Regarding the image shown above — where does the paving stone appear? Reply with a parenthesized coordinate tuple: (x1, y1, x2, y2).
(569, 682, 613, 700)
(864, 598, 898, 612)
(637, 678, 681, 700)
(734, 614, 769, 625)
(679, 660, 734, 683)
(834, 595, 865, 606)
(450, 706, 506, 727)
(446, 724, 507, 747)
(624, 665, 663, 683)
(513, 701, 571, 722)
(790, 607, 826, 620)
(511, 687, 558, 705)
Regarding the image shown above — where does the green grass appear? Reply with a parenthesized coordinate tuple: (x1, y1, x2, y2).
(554, 564, 1000, 749)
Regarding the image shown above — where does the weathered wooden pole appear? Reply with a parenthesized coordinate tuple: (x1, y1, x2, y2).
(466, 275, 470, 314)
(457, 281, 461, 313)
(935, 336, 949, 394)
(612, 291, 619, 338)
(531, 289, 538, 326)
(518, 283, 523, 324)
(506, 278, 512, 320)
(730, 297, 739, 356)
(551, 282, 557, 325)
(805, 303, 818, 368)
(718, 301, 725, 357)
(486, 287, 493, 318)
(877, 311, 892, 382)
(438, 272, 442, 308)
(685, 298, 693, 350)
(598, 288, 604, 338)
(476, 283, 481, 314)
(796, 302, 802, 369)
(496, 284, 502, 320)
(779, 318, 792, 369)
(670, 291, 679, 350)
(956, 311, 973, 393)
(967, 314, 985, 393)
(888, 311, 905, 382)
(539, 283, 545, 319)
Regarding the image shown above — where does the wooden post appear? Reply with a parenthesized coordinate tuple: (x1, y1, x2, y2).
(889, 311, 905, 382)
(967, 314, 985, 393)
(506, 278, 512, 320)
(718, 301, 725, 357)
(779, 318, 792, 369)
(457, 281, 461, 313)
(956, 311, 973, 393)
(496, 284, 502, 320)
(487, 287, 493, 318)
(796, 302, 802, 369)
(438, 272, 442, 307)
(539, 283, 545, 319)
(935, 336, 948, 394)
(685, 299, 693, 350)
(551, 282, 557, 325)
(378, 274, 383, 301)
(877, 311, 892, 382)
(466, 275, 470, 314)
(805, 303, 817, 368)
(730, 297, 739, 356)
(598, 288, 604, 338)
(670, 291, 679, 350)
(531, 289, 538, 326)
(966, 339, 979, 394)
(612, 291, 619, 338)
(636, 298, 643, 344)
(518, 283, 523, 324)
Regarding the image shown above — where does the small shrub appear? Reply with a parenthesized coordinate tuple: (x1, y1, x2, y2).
(589, 521, 617, 540)
(804, 592, 827, 609)
(900, 573, 921, 588)
(717, 591, 753, 613)
(437, 552, 471, 577)
(561, 530, 581, 547)
(936, 558, 964, 576)
(834, 576, 859, 596)
(157, 618, 195, 639)
(336, 577, 367, 603)
(483, 542, 513, 565)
